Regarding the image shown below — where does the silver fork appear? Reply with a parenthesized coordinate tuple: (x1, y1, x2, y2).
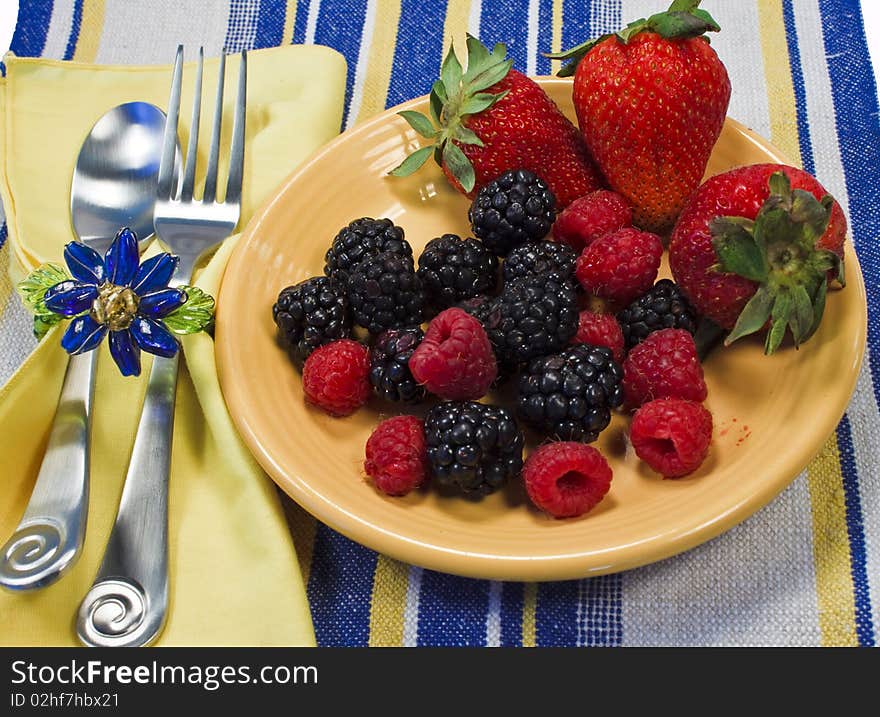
(76, 46, 247, 648)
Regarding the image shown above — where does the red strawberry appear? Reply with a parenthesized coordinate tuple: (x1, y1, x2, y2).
(552, 1, 731, 232)
(390, 35, 603, 208)
(669, 164, 847, 353)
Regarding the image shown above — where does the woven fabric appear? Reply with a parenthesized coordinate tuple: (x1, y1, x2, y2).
(4, 0, 878, 647)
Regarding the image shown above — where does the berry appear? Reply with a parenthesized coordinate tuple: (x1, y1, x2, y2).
(517, 344, 623, 442)
(484, 274, 579, 364)
(630, 399, 713, 478)
(502, 240, 577, 284)
(523, 442, 613, 518)
(424, 401, 524, 494)
(391, 38, 603, 208)
(669, 164, 847, 351)
(617, 279, 698, 352)
(562, 3, 730, 232)
(575, 227, 663, 306)
(552, 190, 632, 252)
(324, 217, 412, 288)
(417, 233, 498, 311)
(469, 169, 556, 256)
(571, 311, 625, 364)
(622, 328, 707, 409)
(272, 276, 351, 365)
(302, 339, 371, 417)
(408, 308, 497, 401)
(364, 416, 429, 495)
(347, 251, 427, 334)
(369, 327, 426, 403)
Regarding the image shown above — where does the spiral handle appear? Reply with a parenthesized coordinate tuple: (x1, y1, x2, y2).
(76, 578, 153, 647)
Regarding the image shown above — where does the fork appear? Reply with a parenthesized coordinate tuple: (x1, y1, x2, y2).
(75, 46, 247, 648)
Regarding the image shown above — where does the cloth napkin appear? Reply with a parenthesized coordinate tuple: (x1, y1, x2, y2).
(0, 45, 346, 646)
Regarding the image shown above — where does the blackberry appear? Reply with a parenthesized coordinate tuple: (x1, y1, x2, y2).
(469, 169, 556, 256)
(517, 344, 624, 442)
(424, 401, 524, 494)
(483, 274, 578, 364)
(324, 217, 412, 287)
(369, 327, 426, 403)
(417, 234, 499, 311)
(503, 240, 577, 284)
(347, 251, 426, 334)
(616, 279, 698, 351)
(272, 276, 351, 365)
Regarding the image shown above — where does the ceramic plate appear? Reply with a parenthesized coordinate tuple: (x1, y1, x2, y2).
(215, 79, 867, 581)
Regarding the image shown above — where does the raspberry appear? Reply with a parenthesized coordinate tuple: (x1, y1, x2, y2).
(522, 442, 613, 518)
(571, 310, 625, 364)
(552, 190, 632, 252)
(364, 415, 429, 495)
(408, 308, 497, 400)
(302, 339, 371, 417)
(630, 399, 713, 478)
(575, 227, 663, 306)
(622, 328, 707, 409)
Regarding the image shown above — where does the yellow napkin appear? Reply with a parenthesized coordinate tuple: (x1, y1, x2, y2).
(0, 46, 347, 646)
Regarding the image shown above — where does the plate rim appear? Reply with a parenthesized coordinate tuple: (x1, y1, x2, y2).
(216, 79, 868, 581)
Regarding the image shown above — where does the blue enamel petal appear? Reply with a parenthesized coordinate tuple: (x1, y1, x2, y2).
(129, 317, 179, 358)
(109, 329, 141, 377)
(64, 242, 104, 283)
(61, 314, 107, 355)
(44, 280, 98, 316)
(104, 227, 140, 287)
(131, 253, 179, 295)
(137, 288, 187, 319)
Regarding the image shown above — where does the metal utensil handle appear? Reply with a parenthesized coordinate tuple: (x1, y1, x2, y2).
(0, 351, 96, 591)
(76, 353, 179, 647)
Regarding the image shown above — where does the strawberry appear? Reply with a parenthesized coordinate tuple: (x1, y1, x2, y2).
(550, 0, 731, 233)
(668, 164, 847, 354)
(390, 35, 603, 208)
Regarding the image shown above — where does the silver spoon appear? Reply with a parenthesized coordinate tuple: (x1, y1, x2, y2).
(0, 102, 171, 591)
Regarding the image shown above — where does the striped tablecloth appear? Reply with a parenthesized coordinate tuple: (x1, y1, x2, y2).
(3, 0, 877, 647)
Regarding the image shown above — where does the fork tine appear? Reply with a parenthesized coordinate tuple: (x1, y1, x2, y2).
(180, 47, 204, 202)
(202, 53, 226, 204)
(224, 50, 247, 206)
(157, 45, 183, 201)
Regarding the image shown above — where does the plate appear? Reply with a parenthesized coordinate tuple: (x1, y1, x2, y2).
(215, 79, 867, 581)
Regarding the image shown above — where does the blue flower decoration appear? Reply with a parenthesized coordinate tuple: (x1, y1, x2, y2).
(42, 228, 185, 377)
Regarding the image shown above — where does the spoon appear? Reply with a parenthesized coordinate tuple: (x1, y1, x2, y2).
(0, 102, 171, 591)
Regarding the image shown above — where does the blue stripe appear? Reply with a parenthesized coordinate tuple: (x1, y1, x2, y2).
(0, 223, 7, 251)
(836, 417, 875, 646)
(63, 0, 84, 61)
(581, 574, 623, 646)
(416, 571, 491, 646)
(589, 0, 621, 36)
(223, 0, 259, 53)
(254, 0, 287, 48)
(312, 0, 369, 128)
(480, 0, 530, 74)
(781, 0, 814, 174)
(500, 582, 524, 646)
(10, 0, 52, 58)
(292, 0, 310, 44)
(819, 0, 879, 646)
(535, 0, 554, 76)
(535, 580, 580, 646)
(306, 526, 377, 646)
(385, 0, 446, 109)
(561, 0, 591, 59)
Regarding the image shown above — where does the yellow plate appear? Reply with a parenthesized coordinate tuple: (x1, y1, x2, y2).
(216, 79, 867, 581)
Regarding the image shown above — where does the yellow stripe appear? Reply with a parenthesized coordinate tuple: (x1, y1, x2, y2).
(522, 583, 537, 646)
(806, 437, 859, 646)
(283, 0, 297, 45)
(756, 1, 857, 645)
(368, 555, 408, 646)
(550, 0, 564, 76)
(72, 0, 106, 63)
(0, 244, 12, 311)
(442, 0, 472, 65)
(351, 0, 402, 125)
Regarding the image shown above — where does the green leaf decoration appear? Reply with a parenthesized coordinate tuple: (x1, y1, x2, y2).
(162, 285, 215, 335)
(33, 313, 63, 341)
(389, 145, 434, 177)
(398, 110, 436, 139)
(442, 141, 475, 193)
(710, 217, 769, 282)
(17, 263, 68, 315)
(725, 285, 773, 346)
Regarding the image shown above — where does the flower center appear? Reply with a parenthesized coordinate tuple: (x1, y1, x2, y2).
(91, 282, 140, 331)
